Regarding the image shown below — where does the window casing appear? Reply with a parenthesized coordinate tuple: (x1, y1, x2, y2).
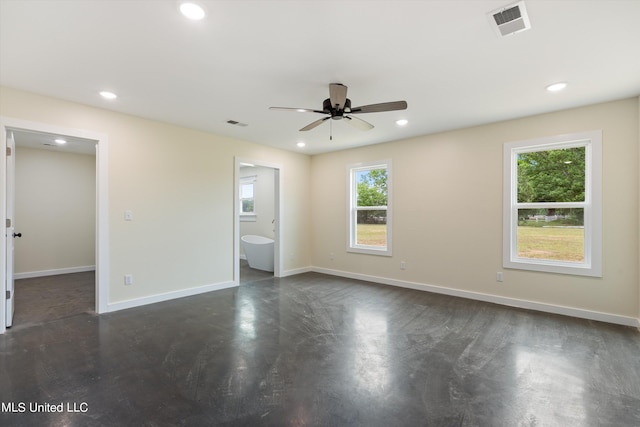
(348, 160, 392, 256)
(240, 176, 256, 221)
(503, 131, 602, 276)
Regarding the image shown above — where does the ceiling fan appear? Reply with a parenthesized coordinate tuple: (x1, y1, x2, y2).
(269, 83, 407, 135)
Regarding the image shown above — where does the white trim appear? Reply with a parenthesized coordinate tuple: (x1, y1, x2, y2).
(107, 281, 237, 313)
(1, 117, 109, 334)
(503, 130, 602, 277)
(280, 266, 313, 277)
(1, 127, 7, 333)
(14, 266, 95, 280)
(96, 132, 109, 315)
(311, 266, 640, 328)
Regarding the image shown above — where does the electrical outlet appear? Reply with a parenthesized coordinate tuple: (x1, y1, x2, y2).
(124, 210, 133, 221)
(124, 274, 133, 286)
(329, 252, 334, 261)
(496, 272, 504, 282)
(400, 261, 407, 270)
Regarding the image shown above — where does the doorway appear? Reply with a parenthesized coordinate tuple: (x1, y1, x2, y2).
(234, 158, 281, 285)
(1, 118, 109, 334)
(12, 129, 96, 327)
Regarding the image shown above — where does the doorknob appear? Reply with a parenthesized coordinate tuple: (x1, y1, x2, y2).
(13, 232, 22, 238)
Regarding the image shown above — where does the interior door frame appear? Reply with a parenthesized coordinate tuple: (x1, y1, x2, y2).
(234, 157, 282, 284)
(5, 130, 15, 327)
(0, 117, 109, 334)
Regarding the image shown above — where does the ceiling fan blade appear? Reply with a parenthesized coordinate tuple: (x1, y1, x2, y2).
(344, 115, 374, 131)
(329, 83, 348, 110)
(350, 100, 407, 114)
(269, 107, 326, 114)
(300, 117, 330, 131)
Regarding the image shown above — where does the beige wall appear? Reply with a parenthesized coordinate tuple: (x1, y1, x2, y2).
(1, 86, 311, 306)
(14, 147, 96, 275)
(311, 97, 639, 319)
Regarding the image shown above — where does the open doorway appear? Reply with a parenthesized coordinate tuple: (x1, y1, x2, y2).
(1, 118, 108, 334)
(11, 129, 96, 328)
(234, 158, 281, 285)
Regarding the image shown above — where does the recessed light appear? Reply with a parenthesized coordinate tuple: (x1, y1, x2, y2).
(180, 2, 206, 20)
(396, 119, 408, 126)
(99, 91, 117, 99)
(296, 142, 306, 148)
(546, 82, 567, 92)
(54, 138, 67, 145)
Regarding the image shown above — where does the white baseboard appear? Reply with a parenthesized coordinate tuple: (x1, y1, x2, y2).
(15, 265, 96, 280)
(107, 280, 238, 313)
(311, 266, 640, 328)
(280, 266, 313, 278)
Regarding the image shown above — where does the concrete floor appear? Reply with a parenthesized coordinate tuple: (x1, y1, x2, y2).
(11, 271, 96, 330)
(1, 270, 639, 426)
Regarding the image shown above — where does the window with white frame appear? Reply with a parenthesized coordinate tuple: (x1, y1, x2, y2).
(503, 131, 602, 276)
(348, 160, 392, 256)
(240, 176, 256, 220)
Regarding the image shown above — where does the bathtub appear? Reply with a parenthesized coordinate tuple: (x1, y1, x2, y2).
(241, 235, 274, 272)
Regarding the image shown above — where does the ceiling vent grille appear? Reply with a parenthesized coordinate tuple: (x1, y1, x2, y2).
(489, 1, 531, 37)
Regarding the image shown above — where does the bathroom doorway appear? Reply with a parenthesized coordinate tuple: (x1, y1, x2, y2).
(234, 158, 281, 285)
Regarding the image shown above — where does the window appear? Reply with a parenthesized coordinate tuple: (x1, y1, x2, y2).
(240, 176, 256, 221)
(348, 160, 392, 256)
(503, 131, 602, 276)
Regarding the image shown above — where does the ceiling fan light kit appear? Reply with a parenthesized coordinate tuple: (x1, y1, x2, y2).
(270, 83, 407, 138)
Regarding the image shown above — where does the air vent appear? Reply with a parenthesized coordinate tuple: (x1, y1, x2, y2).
(489, 1, 531, 37)
(226, 120, 248, 127)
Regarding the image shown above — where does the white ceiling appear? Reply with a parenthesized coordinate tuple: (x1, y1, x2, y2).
(9, 129, 97, 156)
(1, 0, 639, 155)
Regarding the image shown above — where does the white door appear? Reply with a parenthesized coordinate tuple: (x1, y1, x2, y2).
(5, 130, 15, 327)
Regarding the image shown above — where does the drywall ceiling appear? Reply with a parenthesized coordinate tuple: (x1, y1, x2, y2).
(1, 0, 639, 155)
(10, 129, 97, 156)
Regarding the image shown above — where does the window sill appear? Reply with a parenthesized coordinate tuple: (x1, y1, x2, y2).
(504, 258, 601, 277)
(348, 246, 392, 257)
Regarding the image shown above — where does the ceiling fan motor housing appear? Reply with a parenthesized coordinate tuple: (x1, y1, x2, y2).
(323, 98, 351, 119)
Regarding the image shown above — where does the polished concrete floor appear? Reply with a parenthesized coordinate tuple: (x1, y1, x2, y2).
(11, 271, 95, 330)
(1, 269, 639, 426)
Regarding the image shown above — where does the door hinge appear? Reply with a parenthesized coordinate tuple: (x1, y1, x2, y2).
(5, 218, 11, 228)
(5, 290, 10, 300)
(6, 146, 11, 156)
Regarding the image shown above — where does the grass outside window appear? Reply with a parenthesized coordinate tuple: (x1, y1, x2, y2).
(517, 226, 584, 262)
(356, 224, 387, 246)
